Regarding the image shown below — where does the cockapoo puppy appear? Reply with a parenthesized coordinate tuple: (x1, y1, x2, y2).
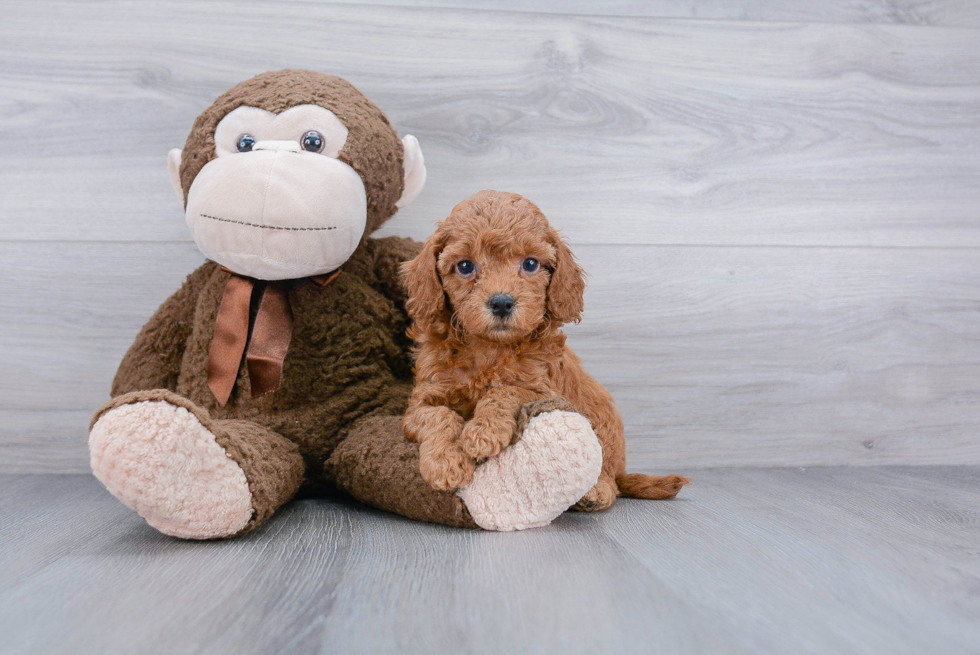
(401, 190, 689, 511)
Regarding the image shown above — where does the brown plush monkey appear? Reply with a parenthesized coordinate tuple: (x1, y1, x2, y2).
(88, 70, 604, 538)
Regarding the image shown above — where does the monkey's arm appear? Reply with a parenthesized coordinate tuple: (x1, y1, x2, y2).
(111, 262, 216, 396)
(369, 236, 423, 382)
(370, 235, 423, 308)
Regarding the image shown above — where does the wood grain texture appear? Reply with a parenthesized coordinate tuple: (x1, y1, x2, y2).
(606, 466, 980, 654)
(1, 1, 979, 246)
(2, 0, 979, 472)
(1, 469, 978, 654)
(3, 241, 979, 472)
(307, 0, 980, 27)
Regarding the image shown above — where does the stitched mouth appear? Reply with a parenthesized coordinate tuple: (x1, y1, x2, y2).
(200, 213, 337, 232)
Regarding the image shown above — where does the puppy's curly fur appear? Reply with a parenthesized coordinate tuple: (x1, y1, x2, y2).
(401, 190, 689, 510)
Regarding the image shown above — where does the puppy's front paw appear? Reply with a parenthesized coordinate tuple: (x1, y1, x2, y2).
(402, 413, 421, 442)
(572, 479, 617, 512)
(460, 415, 516, 461)
(419, 439, 475, 491)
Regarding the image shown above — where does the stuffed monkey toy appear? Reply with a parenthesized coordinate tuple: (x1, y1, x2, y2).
(88, 70, 603, 537)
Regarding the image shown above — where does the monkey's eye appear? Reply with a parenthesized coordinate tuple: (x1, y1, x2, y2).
(236, 134, 255, 153)
(456, 260, 476, 276)
(522, 258, 540, 273)
(301, 130, 325, 153)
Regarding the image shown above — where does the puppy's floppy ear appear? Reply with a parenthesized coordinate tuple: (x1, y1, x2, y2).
(401, 233, 447, 331)
(546, 229, 586, 324)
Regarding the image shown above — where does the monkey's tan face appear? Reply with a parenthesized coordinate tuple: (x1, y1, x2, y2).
(169, 104, 425, 280)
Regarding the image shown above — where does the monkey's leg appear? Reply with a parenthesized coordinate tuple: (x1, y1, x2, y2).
(327, 398, 602, 531)
(326, 415, 478, 528)
(89, 390, 304, 539)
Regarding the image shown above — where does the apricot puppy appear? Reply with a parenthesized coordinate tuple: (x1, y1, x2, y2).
(401, 190, 689, 510)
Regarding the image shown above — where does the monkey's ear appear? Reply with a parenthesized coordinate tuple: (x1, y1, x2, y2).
(546, 230, 586, 324)
(167, 148, 184, 204)
(401, 234, 446, 332)
(395, 135, 426, 208)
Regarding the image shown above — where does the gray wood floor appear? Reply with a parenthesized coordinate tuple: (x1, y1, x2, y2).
(1, 468, 978, 655)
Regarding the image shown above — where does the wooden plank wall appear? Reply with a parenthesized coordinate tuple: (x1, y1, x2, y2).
(1, 0, 978, 473)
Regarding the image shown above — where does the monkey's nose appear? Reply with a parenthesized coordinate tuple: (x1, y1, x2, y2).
(252, 140, 302, 153)
(487, 293, 516, 318)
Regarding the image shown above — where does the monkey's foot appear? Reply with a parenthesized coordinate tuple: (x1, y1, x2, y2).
(459, 409, 602, 531)
(89, 398, 254, 539)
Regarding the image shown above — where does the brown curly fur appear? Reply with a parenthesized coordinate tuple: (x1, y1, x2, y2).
(401, 190, 689, 508)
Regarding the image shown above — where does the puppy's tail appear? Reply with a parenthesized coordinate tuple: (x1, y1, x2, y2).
(616, 473, 690, 500)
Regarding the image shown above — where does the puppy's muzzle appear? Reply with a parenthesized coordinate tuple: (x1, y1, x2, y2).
(487, 293, 516, 318)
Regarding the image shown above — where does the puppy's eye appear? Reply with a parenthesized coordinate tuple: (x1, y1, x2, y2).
(456, 260, 476, 276)
(522, 258, 540, 273)
(236, 134, 256, 153)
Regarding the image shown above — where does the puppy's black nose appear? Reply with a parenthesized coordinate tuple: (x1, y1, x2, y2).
(487, 293, 516, 318)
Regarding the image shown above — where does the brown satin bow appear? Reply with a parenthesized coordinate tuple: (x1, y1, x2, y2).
(207, 268, 341, 406)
